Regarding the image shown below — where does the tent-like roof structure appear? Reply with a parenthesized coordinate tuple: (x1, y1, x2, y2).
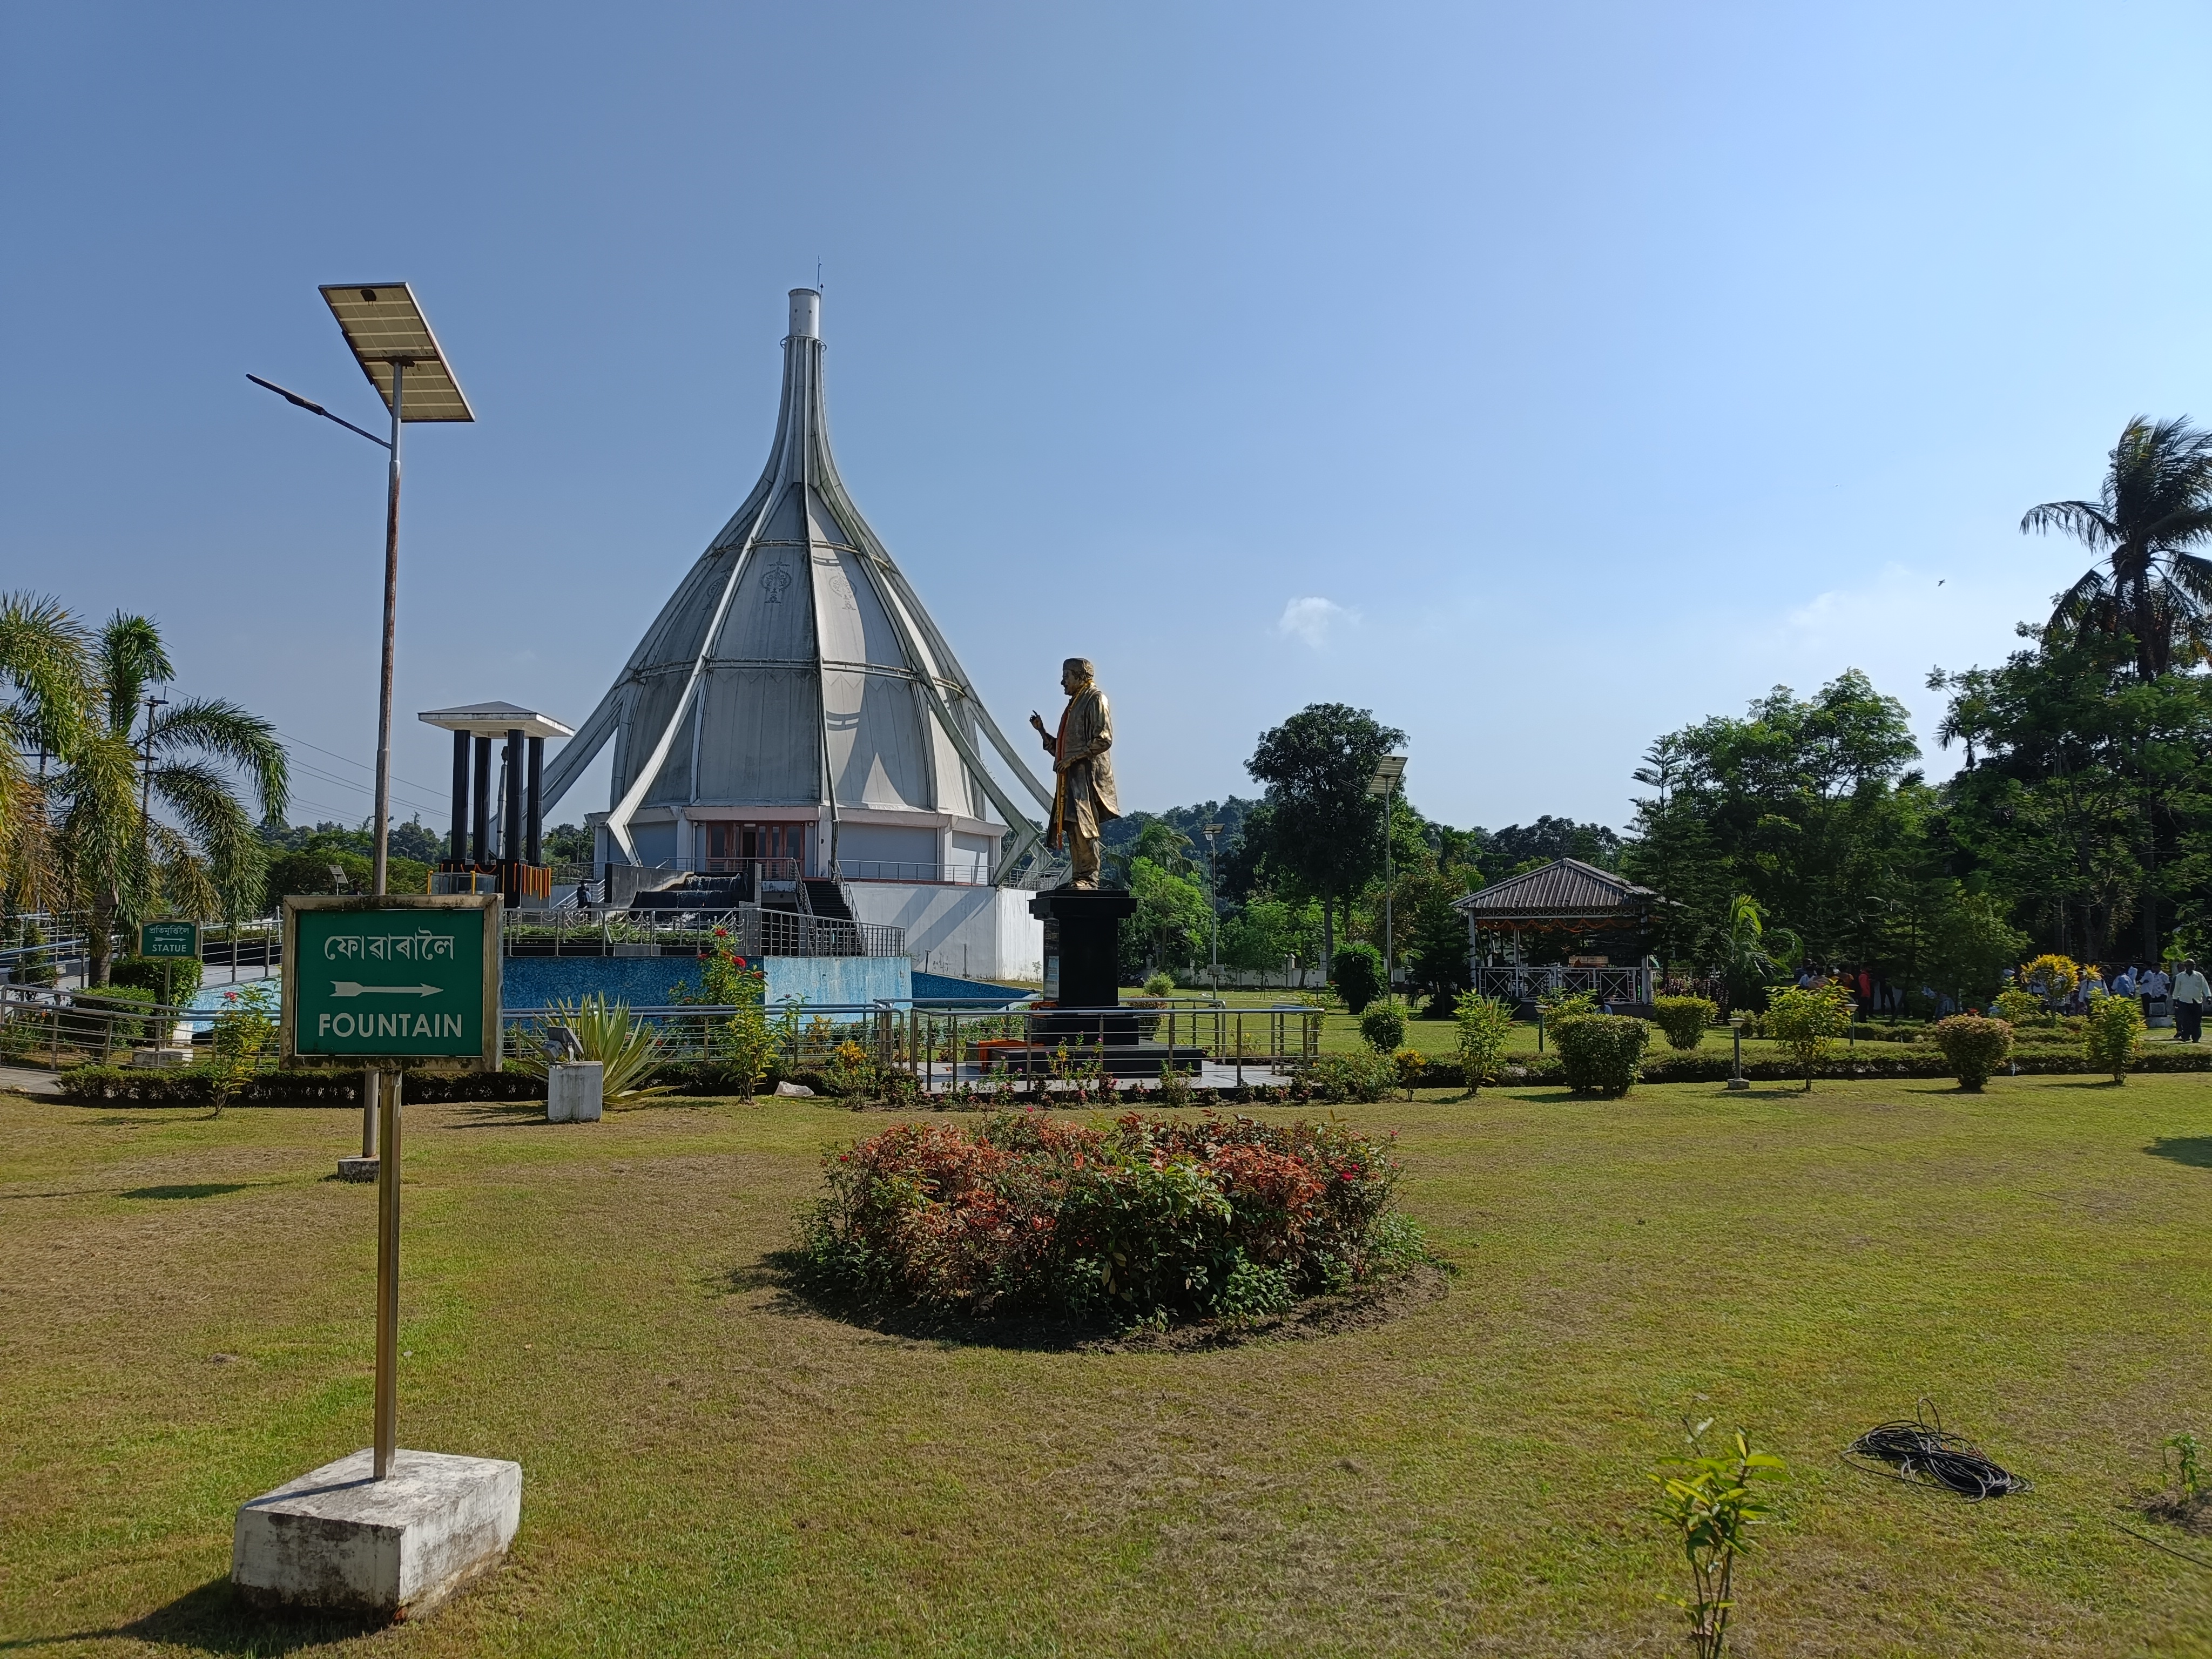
(1453, 858, 1655, 925)
(540, 289, 1055, 877)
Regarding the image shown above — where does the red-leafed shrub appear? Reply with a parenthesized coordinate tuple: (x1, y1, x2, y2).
(799, 1110, 1421, 1326)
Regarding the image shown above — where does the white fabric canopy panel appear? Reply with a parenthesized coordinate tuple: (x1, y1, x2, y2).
(541, 289, 1053, 881)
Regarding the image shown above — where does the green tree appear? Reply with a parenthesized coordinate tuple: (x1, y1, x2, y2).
(50, 614, 287, 983)
(2024, 415, 2212, 682)
(0, 593, 92, 910)
(1220, 894, 1322, 977)
(1125, 857, 1210, 978)
(1623, 671, 1923, 974)
(1403, 874, 1474, 1015)
(1243, 703, 1406, 968)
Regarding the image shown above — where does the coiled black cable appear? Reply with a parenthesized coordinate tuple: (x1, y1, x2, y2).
(1844, 1398, 2032, 1501)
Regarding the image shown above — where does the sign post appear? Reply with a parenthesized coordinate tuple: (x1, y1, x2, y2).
(280, 894, 500, 1479)
(137, 921, 199, 1018)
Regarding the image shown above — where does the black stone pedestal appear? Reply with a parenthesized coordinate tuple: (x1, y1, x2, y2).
(1030, 888, 1136, 1014)
(1023, 888, 1207, 1076)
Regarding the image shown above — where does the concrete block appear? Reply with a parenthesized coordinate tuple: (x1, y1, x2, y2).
(232, 1447, 521, 1618)
(129, 1047, 194, 1069)
(336, 1156, 379, 1182)
(548, 1061, 603, 1123)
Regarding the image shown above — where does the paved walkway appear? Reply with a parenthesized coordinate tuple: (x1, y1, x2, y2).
(0, 1064, 62, 1097)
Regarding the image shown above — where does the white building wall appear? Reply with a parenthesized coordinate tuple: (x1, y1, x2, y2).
(844, 883, 1043, 983)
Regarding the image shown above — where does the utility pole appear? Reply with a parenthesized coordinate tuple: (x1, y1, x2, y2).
(138, 694, 169, 866)
(1203, 822, 1224, 995)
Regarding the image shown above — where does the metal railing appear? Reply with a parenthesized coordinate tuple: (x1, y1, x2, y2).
(1476, 964, 1653, 1006)
(502, 903, 904, 959)
(834, 859, 989, 886)
(500, 996, 1323, 1090)
(0, 984, 220, 1071)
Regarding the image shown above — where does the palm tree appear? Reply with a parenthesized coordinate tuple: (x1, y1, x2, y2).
(51, 613, 287, 984)
(2023, 415, 2212, 680)
(0, 592, 93, 911)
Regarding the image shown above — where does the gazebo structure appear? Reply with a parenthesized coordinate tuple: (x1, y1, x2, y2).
(1453, 858, 1658, 1011)
(419, 701, 574, 906)
(532, 288, 1053, 980)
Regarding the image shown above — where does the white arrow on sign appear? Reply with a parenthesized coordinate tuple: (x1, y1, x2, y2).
(330, 982, 443, 999)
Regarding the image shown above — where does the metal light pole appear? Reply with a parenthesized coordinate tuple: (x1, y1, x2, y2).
(249, 285, 473, 894)
(1369, 756, 1406, 1006)
(1203, 821, 1224, 995)
(251, 285, 472, 1483)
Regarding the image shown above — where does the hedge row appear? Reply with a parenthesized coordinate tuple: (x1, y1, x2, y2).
(53, 1041, 2212, 1108)
(1408, 1044, 2212, 1088)
(53, 1060, 827, 1106)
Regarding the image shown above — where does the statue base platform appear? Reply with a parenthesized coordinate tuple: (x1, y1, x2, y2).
(995, 1039, 1211, 1078)
(1028, 887, 1135, 1009)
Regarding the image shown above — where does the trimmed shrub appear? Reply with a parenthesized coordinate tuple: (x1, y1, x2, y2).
(1992, 987, 2043, 1027)
(109, 954, 204, 1003)
(1552, 1014, 1650, 1098)
(1391, 1047, 1426, 1097)
(2085, 992, 2146, 1082)
(1930, 1014, 2012, 1092)
(1359, 1003, 1407, 1053)
(1301, 1048, 1399, 1103)
(1650, 995, 1717, 1052)
(798, 1110, 1415, 1325)
(1453, 990, 1516, 1096)
(1331, 943, 1386, 1015)
(1764, 983, 1853, 1091)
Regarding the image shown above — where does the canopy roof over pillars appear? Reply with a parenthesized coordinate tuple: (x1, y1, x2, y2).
(1453, 858, 1656, 935)
(538, 289, 1056, 879)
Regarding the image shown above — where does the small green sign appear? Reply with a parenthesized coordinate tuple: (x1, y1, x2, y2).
(138, 921, 199, 958)
(283, 898, 500, 1067)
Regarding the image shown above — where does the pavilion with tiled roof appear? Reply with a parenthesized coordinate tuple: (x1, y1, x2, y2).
(1453, 858, 1658, 1010)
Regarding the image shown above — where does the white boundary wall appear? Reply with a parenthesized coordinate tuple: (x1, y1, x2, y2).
(844, 883, 1043, 983)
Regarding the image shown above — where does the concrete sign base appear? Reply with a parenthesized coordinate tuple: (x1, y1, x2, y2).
(547, 1062, 603, 1123)
(232, 1448, 521, 1618)
(336, 1156, 379, 1183)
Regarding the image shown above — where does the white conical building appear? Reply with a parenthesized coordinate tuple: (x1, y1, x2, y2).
(539, 288, 1053, 979)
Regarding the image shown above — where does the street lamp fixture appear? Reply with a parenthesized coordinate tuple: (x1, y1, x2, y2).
(250, 282, 473, 899)
(1368, 755, 1407, 1006)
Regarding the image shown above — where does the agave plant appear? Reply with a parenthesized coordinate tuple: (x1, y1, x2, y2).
(516, 996, 667, 1100)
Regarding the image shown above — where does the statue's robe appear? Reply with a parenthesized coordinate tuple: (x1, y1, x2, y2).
(1044, 684, 1119, 850)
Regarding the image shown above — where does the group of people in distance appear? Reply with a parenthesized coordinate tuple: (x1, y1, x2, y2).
(2101, 959, 2211, 1044)
(1786, 959, 2211, 1042)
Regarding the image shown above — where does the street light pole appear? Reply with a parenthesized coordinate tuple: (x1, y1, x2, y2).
(372, 361, 404, 898)
(1368, 756, 1407, 1008)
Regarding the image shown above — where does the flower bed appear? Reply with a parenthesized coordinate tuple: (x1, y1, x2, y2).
(798, 1110, 1424, 1326)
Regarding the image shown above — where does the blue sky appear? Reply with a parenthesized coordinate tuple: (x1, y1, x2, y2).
(6, 2, 2209, 837)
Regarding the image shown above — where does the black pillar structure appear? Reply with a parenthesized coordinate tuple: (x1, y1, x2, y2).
(471, 735, 493, 865)
(503, 729, 524, 869)
(1022, 887, 1204, 1075)
(525, 736, 544, 866)
(448, 730, 470, 862)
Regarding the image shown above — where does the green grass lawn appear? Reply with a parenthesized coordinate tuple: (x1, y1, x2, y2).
(6, 1073, 2212, 1655)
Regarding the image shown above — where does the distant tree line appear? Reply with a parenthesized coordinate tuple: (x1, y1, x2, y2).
(1121, 416, 2212, 1012)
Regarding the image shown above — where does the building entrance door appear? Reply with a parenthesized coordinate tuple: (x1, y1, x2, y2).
(703, 821, 804, 873)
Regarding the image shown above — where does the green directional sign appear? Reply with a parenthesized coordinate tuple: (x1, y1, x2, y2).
(281, 895, 502, 1070)
(137, 921, 199, 958)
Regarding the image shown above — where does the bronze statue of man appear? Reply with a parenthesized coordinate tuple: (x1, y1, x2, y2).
(1029, 657, 1120, 889)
